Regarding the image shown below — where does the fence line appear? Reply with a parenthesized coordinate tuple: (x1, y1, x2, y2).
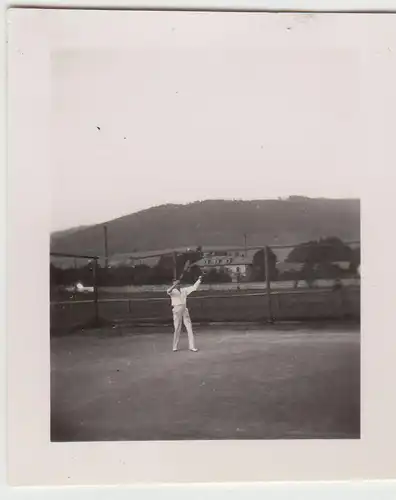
(52, 287, 354, 306)
(50, 241, 360, 330)
(50, 287, 360, 332)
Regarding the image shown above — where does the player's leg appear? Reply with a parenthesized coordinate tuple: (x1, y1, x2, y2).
(183, 308, 198, 351)
(172, 306, 183, 351)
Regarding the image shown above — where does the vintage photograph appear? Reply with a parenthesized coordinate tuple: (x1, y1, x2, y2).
(49, 11, 361, 443)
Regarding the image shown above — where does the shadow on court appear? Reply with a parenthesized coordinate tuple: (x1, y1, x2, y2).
(50, 324, 360, 441)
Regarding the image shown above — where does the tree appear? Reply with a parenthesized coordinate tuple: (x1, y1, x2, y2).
(251, 248, 278, 282)
(61, 266, 82, 286)
(286, 237, 353, 264)
(133, 264, 152, 285)
(218, 269, 232, 283)
(114, 265, 135, 286)
(180, 264, 201, 284)
(350, 246, 361, 274)
(80, 261, 96, 286)
(50, 263, 63, 286)
(203, 268, 232, 283)
(300, 262, 316, 288)
(286, 237, 354, 287)
(151, 260, 173, 284)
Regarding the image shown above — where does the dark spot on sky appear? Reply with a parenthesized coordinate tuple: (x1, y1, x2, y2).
(96, 126, 101, 131)
(124, 137, 126, 140)
(287, 27, 292, 31)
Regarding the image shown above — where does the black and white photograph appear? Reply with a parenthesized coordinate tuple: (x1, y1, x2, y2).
(6, 6, 396, 486)
(49, 10, 361, 443)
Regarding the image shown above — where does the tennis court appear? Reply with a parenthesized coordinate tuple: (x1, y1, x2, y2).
(51, 323, 360, 441)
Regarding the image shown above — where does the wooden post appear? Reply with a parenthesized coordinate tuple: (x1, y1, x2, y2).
(104, 225, 109, 269)
(172, 252, 177, 280)
(92, 259, 99, 325)
(264, 246, 274, 323)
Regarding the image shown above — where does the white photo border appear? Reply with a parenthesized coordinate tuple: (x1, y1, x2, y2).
(6, 7, 396, 486)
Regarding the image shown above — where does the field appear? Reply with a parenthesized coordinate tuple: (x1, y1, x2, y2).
(51, 323, 360, 441)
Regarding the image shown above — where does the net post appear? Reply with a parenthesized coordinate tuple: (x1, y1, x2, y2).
(172, 252, 177, 280)
(264, 246, 274, 323)
(103, 224, 109, 269)
(93, 258, 99, 326)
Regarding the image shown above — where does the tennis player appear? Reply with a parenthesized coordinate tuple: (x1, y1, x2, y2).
(167, 276, 202, 352)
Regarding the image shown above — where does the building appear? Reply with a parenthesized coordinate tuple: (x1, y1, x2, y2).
(195, 253, 253, 282)
(225, 257, 253, 282)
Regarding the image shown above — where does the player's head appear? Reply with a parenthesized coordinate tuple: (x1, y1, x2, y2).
(173, 279, 181, 290)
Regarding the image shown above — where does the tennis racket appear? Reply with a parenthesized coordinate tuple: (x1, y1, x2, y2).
(178, 259, 191, 281)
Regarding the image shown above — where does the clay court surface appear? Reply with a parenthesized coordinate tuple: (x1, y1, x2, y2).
(51, 324, 360, 441)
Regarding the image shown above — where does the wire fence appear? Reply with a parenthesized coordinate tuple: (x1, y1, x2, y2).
(50, 240, 360, 333)
(50, 252, 101, 331)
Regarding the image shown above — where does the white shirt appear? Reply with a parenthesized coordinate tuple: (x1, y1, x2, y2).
(167, 278, 201, 307)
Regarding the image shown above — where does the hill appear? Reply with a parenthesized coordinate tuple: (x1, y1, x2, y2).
(51, 225, 90, 241)
(50, 198, 360, 258)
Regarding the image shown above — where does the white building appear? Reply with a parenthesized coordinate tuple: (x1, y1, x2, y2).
(195, 253, 253, 281)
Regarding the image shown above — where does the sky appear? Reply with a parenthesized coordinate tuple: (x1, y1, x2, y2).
(51, 12, 366, 231)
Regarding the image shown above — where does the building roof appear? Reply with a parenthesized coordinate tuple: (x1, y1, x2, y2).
(195, 256, 253, 267)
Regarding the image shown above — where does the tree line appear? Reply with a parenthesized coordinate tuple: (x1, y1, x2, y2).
(50, 237, 360, 287)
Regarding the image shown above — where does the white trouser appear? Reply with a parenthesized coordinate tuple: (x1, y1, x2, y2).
(172, 305, 196, 350)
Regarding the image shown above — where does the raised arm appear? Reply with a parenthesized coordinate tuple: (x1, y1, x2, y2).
(184, 277, 202, 296)
(167, 280, 180, 295)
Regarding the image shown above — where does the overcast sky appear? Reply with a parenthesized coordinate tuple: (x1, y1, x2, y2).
(51, 12, 365, 231)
